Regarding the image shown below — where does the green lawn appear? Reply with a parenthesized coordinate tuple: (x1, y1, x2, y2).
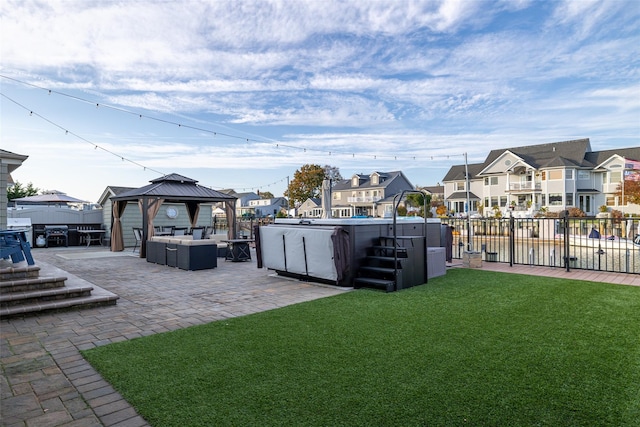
(82, 269, 640, 426)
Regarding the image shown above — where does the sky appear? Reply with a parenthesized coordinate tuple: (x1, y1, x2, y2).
(1, 0, 639, 204)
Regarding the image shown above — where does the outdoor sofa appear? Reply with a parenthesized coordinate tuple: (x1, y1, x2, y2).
(147, 236, 218, 271)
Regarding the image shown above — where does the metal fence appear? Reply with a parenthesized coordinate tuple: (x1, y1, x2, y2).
(441, 213, 640, 274)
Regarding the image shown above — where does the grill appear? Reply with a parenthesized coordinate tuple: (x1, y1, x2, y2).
(44, 225, 69, 247)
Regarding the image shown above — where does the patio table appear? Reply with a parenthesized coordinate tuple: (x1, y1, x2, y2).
(222, 239, 253, 262)
(77, 230, 106, 247)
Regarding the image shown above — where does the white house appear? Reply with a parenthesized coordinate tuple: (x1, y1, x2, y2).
(442, 139, 640, 217)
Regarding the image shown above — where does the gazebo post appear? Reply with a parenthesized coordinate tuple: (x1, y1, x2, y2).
(141, 197, 149, 258)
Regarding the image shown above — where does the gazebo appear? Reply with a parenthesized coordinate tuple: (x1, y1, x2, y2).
(110, 173, 237, 257)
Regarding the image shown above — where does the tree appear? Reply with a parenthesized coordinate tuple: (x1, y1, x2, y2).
(258, 191, 274, 199)
(285, 164, 334, 206)
(7, 181, 40, 201)
(405, 192, 432, 217)
(617, 180, 640, 205)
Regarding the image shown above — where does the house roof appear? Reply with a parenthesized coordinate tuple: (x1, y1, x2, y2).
(585, 147, 640, 168)
(482, 139, 593, 171)
(332, 170, 410, 191)
(446, 191, 481, 200)
(442, 163, 484, 181)
(422, 185, 444, 195)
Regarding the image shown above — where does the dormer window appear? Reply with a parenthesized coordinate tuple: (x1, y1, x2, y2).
(371, 175, 378, 185)
(352, 177, 359, 186)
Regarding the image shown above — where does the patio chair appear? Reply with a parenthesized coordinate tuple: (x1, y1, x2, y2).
(191, 227, 205, 240)
(173, 227, 188, 236)
(132, 227, 142, 252)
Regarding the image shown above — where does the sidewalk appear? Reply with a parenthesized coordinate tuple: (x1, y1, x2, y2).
(1, 247, 638, 426)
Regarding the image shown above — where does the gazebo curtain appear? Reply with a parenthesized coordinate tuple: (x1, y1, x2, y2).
(138, 198, 164, 256)
(110, 200, 127, 252)
(225, 199, 237, 239)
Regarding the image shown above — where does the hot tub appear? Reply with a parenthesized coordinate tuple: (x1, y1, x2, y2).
(258, 217, 444, 287)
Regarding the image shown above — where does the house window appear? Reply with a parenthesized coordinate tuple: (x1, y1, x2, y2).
(541, 194, 546, 205)
(609, 171, 622, 183)
(371, 175, 378, 185)
(549, 170, 563, 180)
(455, 181, 466, 191)
(484, 176, 498, 186)
(333, 192, 340, 200)
(541, 171, 546, 180)
(500, 196, 508, 207)
(484, 198, 489, 207)
(549, 193, 563, 206)
(490, 197, 499, 208)
(606, 196, 616, 206)
(566, 193, 574, 206)
(352, 177, 359, 186)
(577, 170, 590, 180)
(566, 170, 573, 180)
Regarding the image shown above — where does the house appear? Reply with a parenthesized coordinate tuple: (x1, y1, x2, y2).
(221, 190, 260, 218)
(298, 198, 322, 218)
(442, 139, 640, 217)
(328, 171, 416, 218)
(248, 197, 289, 218)
(421, 184, 444, 201)
(1, 149, 29, 230)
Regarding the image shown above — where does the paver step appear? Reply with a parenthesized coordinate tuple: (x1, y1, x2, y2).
(0, 294, 119, 318)
(353, 277, 396, 292)
(0, 265, 41, 281)
(0, 276, 67, 294)
(0, 285, 94, 307)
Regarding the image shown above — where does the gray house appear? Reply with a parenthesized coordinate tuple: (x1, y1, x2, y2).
(329, 171, 416, 218)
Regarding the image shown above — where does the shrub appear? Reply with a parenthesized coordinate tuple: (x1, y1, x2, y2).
(567, 207, 586, 217)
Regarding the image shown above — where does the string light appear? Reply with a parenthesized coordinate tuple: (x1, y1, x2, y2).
(1, 74, 471, 191)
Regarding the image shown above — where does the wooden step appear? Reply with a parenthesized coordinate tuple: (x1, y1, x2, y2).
(0, 285, 94, 307)
(0, 276, 67, 294)
(354, 277, 395, 292)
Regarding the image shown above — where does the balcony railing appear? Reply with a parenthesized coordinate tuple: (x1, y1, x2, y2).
(508, 182, 542, 191)
(347, 196, 382, 203)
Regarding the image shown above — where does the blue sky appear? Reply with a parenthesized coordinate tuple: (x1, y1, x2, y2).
(1, 0, 639, 203)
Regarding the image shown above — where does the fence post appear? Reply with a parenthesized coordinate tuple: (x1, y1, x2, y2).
(564, 210, 570, 272)
(509, 214, 515, 267)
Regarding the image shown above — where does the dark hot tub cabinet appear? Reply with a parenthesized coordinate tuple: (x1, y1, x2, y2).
(147, 236, 217, 271)
(257, 218, 446, 291)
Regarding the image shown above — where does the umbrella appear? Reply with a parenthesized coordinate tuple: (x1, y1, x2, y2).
(13, 190, 87, 205)
(321, 179, 332, 219)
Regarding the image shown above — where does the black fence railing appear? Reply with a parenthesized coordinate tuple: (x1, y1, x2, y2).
(441, 213, 640, 274)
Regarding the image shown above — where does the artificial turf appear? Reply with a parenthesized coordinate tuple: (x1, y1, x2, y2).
(82, 269, 640, 426)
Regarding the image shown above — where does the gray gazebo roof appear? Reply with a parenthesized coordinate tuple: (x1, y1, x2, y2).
(111, 173, 236, 203)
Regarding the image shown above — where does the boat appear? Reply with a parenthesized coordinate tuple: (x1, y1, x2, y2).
(566, 229, 640, 251)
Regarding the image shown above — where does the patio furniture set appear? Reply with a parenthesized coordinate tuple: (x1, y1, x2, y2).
(144, 229, 253, 271)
